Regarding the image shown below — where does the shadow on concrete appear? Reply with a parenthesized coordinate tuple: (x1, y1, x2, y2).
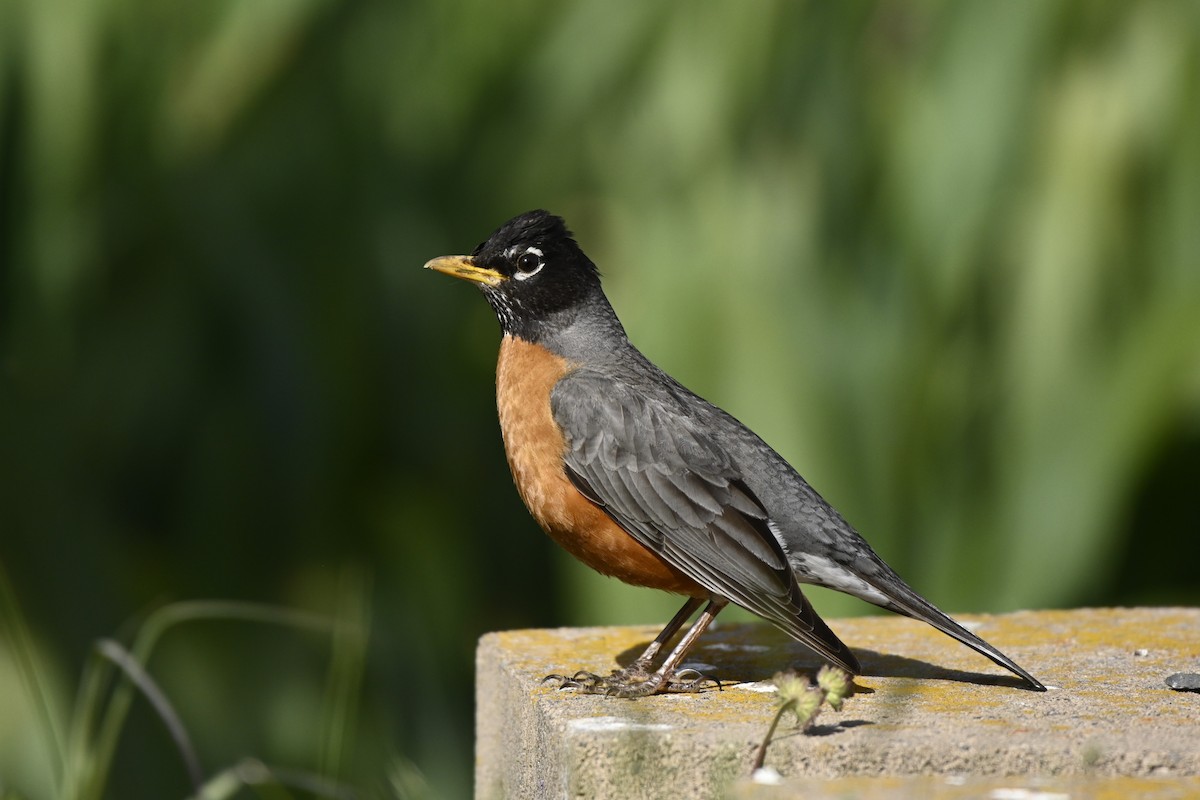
(854, 648, 1035, 691)
(612, 628, 1036, 692)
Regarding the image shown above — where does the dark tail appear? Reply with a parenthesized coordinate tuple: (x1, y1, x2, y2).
(881, 582, 1045, 691)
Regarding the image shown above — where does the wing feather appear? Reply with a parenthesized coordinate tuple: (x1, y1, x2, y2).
(553, 370, 860, 673)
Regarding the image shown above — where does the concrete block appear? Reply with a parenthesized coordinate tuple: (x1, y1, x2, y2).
(475, 607, 1200, 799)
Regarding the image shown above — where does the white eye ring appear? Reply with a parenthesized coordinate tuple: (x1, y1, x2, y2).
(514, 246, 544, 280)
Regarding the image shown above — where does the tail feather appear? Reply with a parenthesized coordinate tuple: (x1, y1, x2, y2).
(881, 586, 1045, 691)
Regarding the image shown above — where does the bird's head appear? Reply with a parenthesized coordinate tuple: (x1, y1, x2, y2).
(425, 210, 608, 342)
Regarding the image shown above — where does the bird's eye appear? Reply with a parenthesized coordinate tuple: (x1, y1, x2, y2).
(514, 247, 544, 280)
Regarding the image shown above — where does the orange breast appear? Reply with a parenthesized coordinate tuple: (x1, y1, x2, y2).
(495, 336, 704, 596)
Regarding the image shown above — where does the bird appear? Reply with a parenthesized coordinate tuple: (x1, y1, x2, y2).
(426, 210, 1045, 697)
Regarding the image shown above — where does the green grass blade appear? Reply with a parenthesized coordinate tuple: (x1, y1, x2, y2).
(0, 561, 66, 795)
(82, 600, 335, 800)
(94, 639, 205, 792)
(317, 566, 371, 784)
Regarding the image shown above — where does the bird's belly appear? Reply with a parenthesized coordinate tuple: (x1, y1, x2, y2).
(495, 336, 703, 595)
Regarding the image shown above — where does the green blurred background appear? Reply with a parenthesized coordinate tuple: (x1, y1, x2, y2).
(2, 1, 1199, 797)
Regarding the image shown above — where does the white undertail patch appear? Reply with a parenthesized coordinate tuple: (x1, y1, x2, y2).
(793, 553, 891, 605)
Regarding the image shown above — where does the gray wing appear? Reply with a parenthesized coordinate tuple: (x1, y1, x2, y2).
(552, 370, 860, 674)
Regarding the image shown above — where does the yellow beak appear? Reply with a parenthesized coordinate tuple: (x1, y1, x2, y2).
(423, 255, 505, 287)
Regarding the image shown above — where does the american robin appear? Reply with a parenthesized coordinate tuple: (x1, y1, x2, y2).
(426, 210, 1045, 696)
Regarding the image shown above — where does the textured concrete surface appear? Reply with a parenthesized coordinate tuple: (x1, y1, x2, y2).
(475, 607, 1200, 800)
(731, 774, 1200, 799)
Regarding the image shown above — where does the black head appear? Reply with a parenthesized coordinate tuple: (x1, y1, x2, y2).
(425, 210, 612, 342)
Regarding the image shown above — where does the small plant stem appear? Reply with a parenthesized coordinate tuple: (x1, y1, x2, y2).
(750, 702, 792, 772)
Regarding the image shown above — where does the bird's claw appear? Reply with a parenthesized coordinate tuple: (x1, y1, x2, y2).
(541, 670, 606, 690)
(541, 666, 720, 697)
(665, 668, 722, 693)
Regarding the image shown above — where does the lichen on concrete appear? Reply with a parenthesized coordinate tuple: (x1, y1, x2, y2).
(476, 608, 1200, 800)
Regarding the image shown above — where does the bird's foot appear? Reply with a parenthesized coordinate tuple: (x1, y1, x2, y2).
(605, 660, 654, 685)
(664, 667, 722, 694)
(541, 666, 720, 697)
(541, 670, 608, 691)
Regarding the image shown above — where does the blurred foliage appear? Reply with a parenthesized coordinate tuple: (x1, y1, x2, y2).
(2, 0, 1199, 797)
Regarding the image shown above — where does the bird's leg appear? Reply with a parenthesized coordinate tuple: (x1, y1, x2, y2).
(605, 599, 728, 698)
(544, 597, 730, 697)
(607, 596, 705, 683)
(542, 596, 704, 690)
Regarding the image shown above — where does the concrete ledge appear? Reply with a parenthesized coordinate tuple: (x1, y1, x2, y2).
(475, 608, 1200, 799)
